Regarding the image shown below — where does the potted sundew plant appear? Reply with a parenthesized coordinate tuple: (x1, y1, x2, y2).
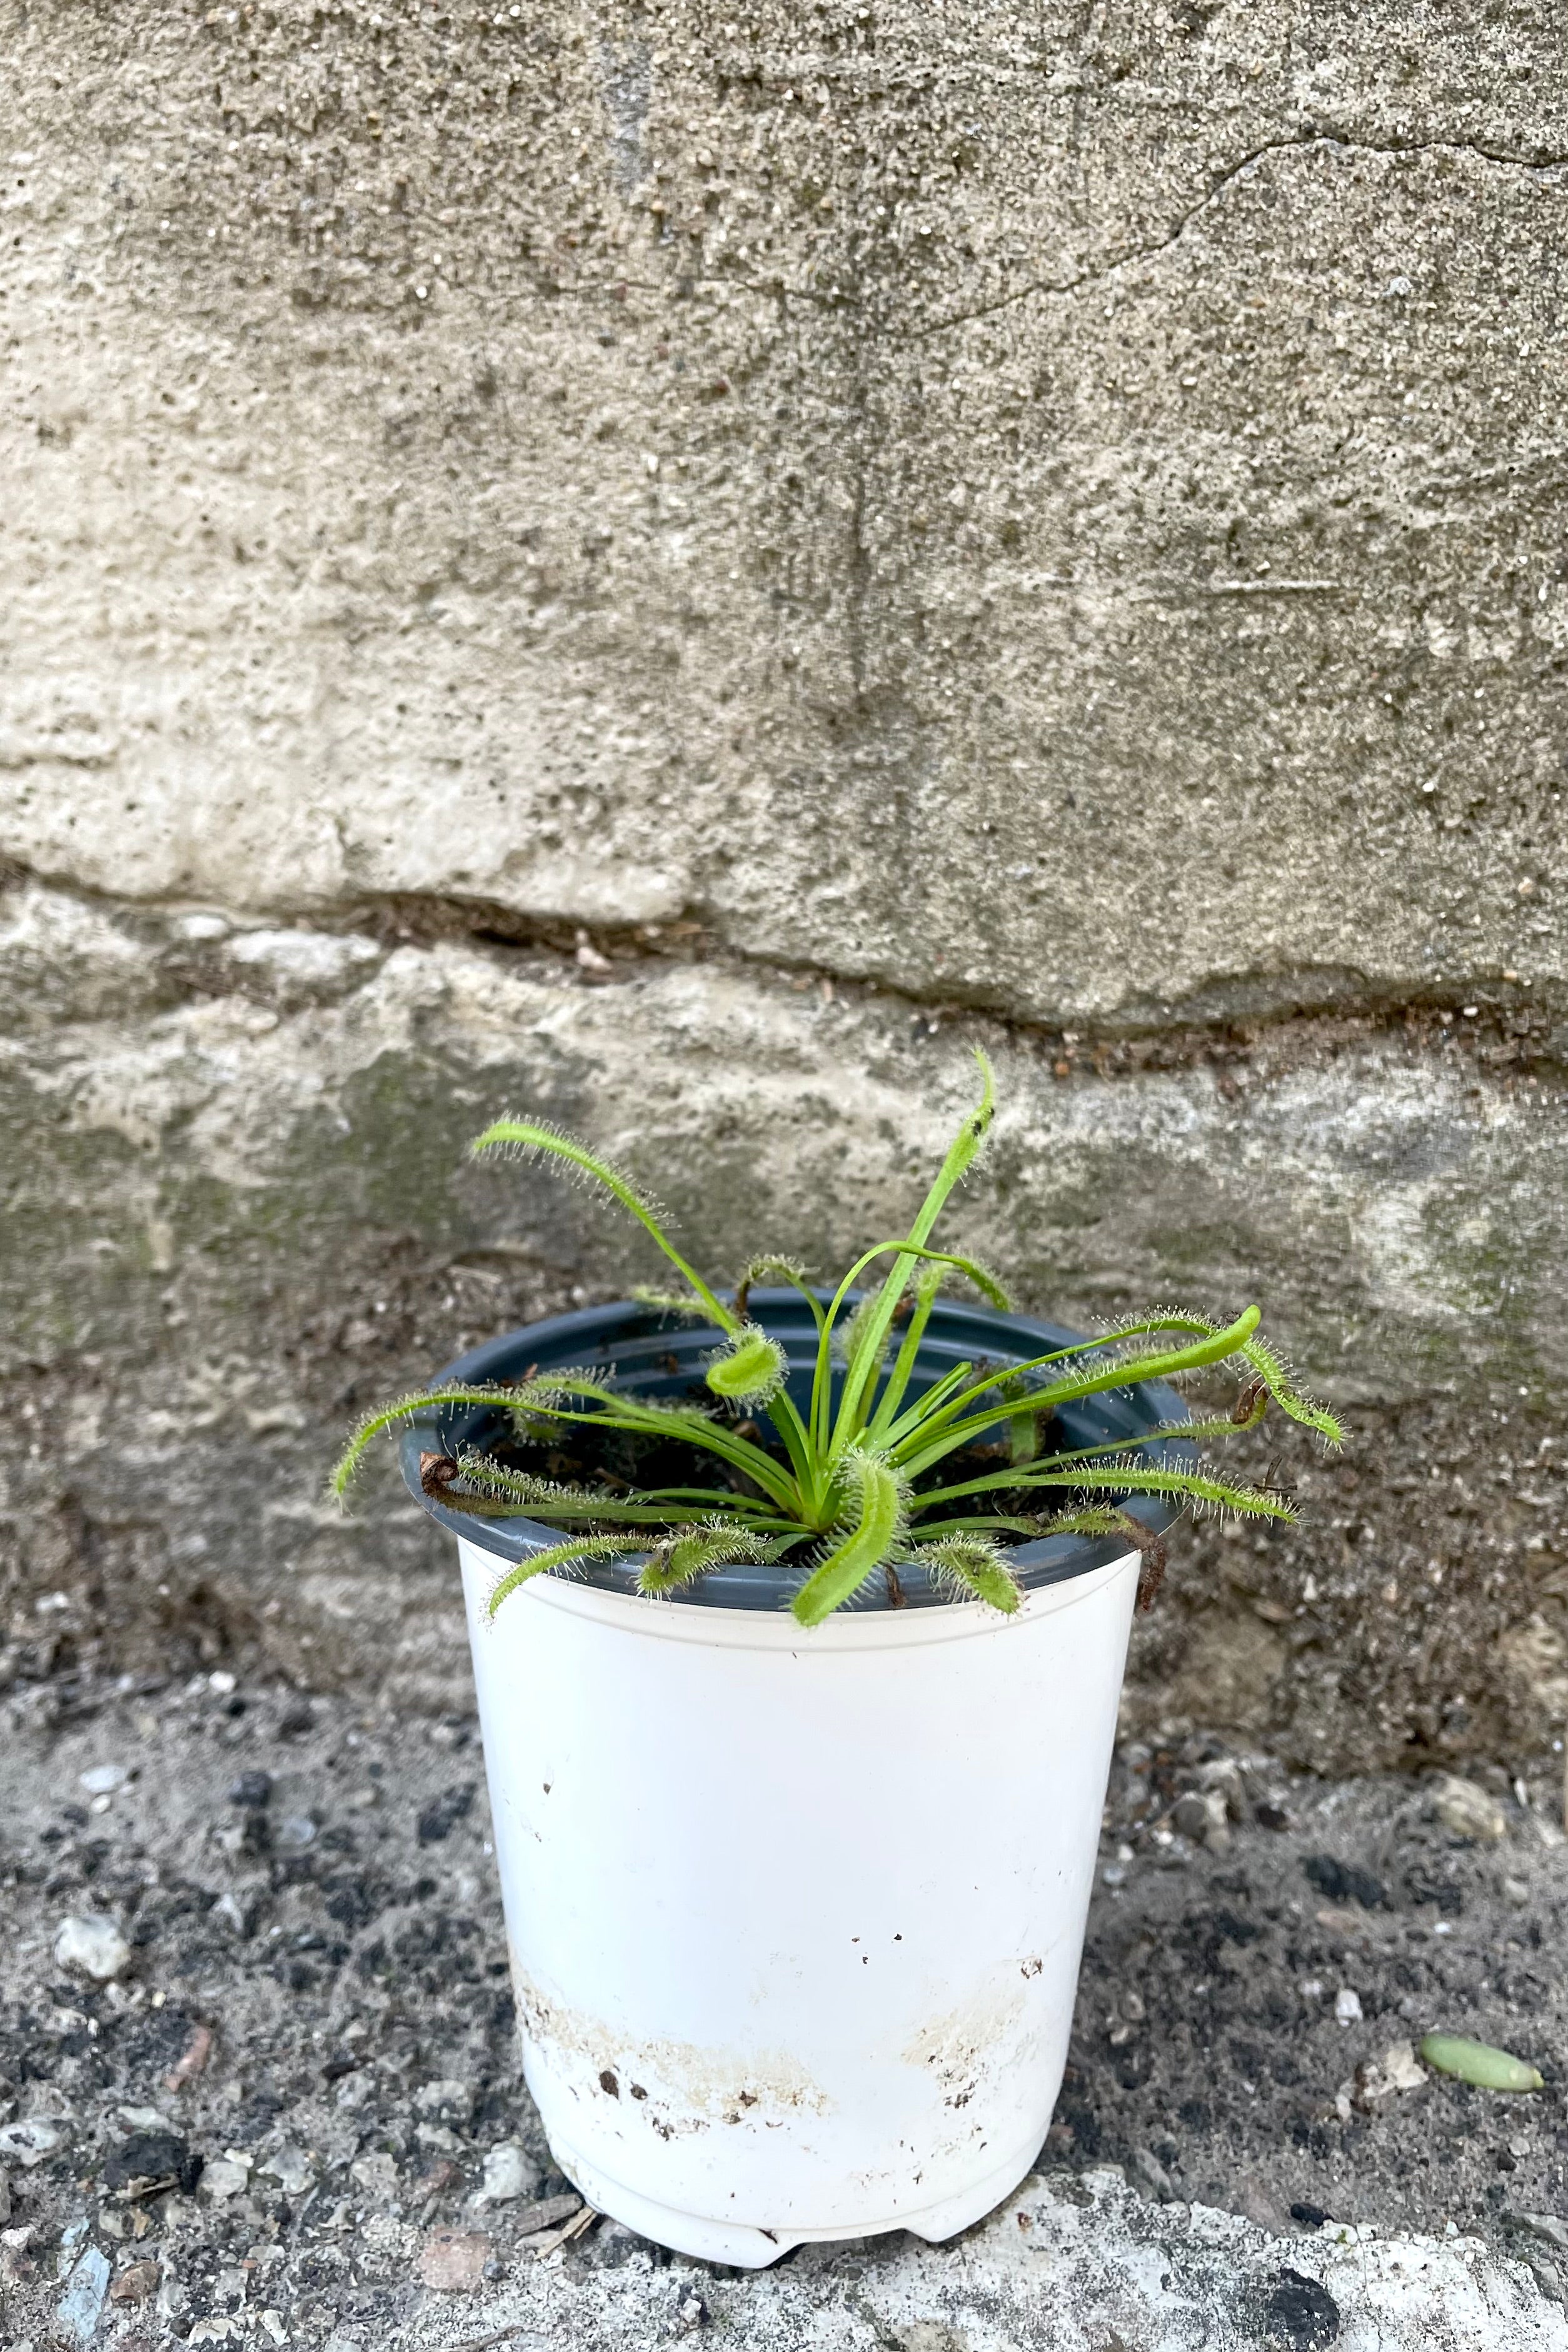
(335, 1053, 1337, 2265)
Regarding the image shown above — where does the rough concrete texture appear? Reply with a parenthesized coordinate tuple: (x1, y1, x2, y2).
(4, 9, 1568, 1752)
(3, 0, 1567, 1024)
(8, 6, 1568, 2331)
(4, 877, 1568, 1767)
(3, 1678, 1567, 2349)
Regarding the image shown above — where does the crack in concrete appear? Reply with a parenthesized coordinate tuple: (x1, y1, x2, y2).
(2, 861, 1556, 1085)
(480, 124, 1568, 340)
(905, 128, 1568, 342)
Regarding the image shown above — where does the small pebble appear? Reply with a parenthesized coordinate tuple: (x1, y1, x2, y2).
(104, 2131, 199, 2198)
(349, 2153, 400, 2204)
(1353, 2042, 1427, 2108)
(1432, 1775, 1507, 1841)
(56, 2248, 111, 2342)
(79, 1764, 129, 1797)
(418, 2227, 491, 2290)
(199, 2157, 251, 2201)
(55, 2246, 111, 2348)
(53, 1914, 131, 1982)
(1172, 1790, 1227, 1842)
(473, 2141, 539, 2205)
(0, 2118, 69, 2167)
(1334, 1988, 1364, 2025)
(261, 2145, 316, 2196)
(109, 2259, 161, 2305)
(1303, 1854, 1386, 1910)
(1514, 2213, 1568, 2254)
(415, 2078, 475, 2124)
(227, 1770, 274, 1809)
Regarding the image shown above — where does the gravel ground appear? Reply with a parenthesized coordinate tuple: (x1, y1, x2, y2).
(1, 1667, 1565, 2346)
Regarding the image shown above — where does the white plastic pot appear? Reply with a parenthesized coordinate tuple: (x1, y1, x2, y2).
(458, 1532, 1140, 2266)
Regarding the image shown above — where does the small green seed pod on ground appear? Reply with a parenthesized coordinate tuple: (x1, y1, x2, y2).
(1419, 2033, 1544, 2093)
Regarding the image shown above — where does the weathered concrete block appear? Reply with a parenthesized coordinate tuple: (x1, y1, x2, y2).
(3, 883, 1565, 1767)
(2, 4, 1565, 1024)
(3, 9, 1566, 1763)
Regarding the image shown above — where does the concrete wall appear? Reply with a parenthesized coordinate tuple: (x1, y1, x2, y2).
(4, 0, 1567, 1769)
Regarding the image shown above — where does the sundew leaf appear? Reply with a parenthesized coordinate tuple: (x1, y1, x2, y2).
(485, 1536, 637, 1619)
(471, 1116, 733, 1330)
(918, 1535, 1022, 1614)
(791, 1452, 907, 1628)
(339, 1078, 1335, 1622)
(705, 1325, 788, 1405)
(331, 1384, 536, 1500)
(638, 1521, 795, 1596)
(825, 1052, 997, 1453)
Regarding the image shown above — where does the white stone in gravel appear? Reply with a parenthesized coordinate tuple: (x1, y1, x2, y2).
(199, 2158, 251, 2201)
(349, 2153, 400, 2204)
(473, 2143, 539, 2206)
(1356, 2041, 1429, 2109)
(1335, 1986, 1364, 2024)
(261, 2146, 316, 2196)
(0, 2118, 68, 2168)
(395, 2171, 1568, 2352)
(78, 1764, 129, 1796)
(415, 2078, 475, 2123)
(53, 1913, 131, 1981)
(1434, 1775, 1509, 1841)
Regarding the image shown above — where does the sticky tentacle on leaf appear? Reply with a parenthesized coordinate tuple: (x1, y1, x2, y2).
(470, 1116, 735, 1332)
(790, 1452, 908, 1628)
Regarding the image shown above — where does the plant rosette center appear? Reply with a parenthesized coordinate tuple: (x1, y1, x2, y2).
(334, 1053, 1340, 1627)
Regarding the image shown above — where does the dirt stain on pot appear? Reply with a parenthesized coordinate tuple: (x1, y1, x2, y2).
(511, 1961, 832, 2136)
(902, 1981, 1037, 2114)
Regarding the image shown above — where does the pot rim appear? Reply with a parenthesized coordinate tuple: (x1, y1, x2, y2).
(399, 1290, 1196, 1612)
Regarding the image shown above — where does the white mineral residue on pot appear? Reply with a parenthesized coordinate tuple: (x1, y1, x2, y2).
(900, 1978, 1038, 2116)
(511, 1961, 832, 2134)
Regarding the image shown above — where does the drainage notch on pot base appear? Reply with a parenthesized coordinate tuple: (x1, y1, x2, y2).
(545, 2124, 1053, 2269)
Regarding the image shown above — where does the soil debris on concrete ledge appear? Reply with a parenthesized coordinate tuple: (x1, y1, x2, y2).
(0, 1675, 1565, 2344)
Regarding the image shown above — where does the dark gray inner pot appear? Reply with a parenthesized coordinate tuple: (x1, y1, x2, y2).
(400, 1290, 1196, 1612)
